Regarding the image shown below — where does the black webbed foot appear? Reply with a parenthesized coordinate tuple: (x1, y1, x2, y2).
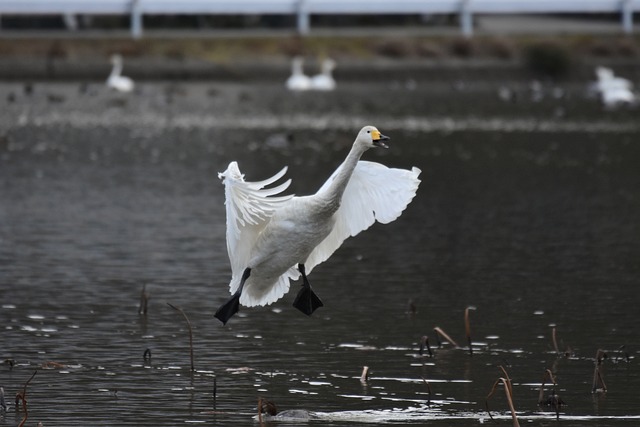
(214, 292, 241, 325)
(293, 285, 324, 316)
(215, 267, 251, 325)
(292, 263, 323, 316)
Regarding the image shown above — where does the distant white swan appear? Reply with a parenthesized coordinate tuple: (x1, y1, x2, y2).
(214, 126, 421, 324)
(285, 57, 311, 91)
(310, 58, 336, 91)
(106, 54, 134, 93)
(593, 66, 635, 108)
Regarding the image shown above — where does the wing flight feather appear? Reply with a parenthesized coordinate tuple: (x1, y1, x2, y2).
(305, 161, 421, 272)
(219, 161, 294, 292)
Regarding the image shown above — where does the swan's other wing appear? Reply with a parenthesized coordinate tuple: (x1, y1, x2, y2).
(305, 160, 421, 272)
(219, 161, 294, 293)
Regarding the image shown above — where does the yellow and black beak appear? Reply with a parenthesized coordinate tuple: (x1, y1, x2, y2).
(371, 130, 390, 148)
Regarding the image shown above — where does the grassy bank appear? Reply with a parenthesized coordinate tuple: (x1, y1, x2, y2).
(0, 32, 639, 81)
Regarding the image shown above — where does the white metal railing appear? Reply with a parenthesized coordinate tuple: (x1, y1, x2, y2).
(0, 0, 637, 38)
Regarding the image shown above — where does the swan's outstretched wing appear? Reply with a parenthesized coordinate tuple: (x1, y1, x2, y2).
(305, 160, 421, 272)
(219, 161, 293, 293)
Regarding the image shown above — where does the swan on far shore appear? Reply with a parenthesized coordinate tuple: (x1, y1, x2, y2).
(593, 66, 636, 109)
(106, 54, 134, 93)
(214, 126, 421, 325)
(310, 58, 336, 91)
(285, 56, 311, 91)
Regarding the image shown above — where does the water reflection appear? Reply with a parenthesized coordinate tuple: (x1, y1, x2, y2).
(1, 82, 639, 426)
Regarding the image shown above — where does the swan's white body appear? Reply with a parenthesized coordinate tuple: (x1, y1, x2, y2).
(594, 66, 635, 108)
(106, 54, 134, 93)
(285, 57, 311, 91)
(310, 58, 336, 91)
(219, 126, 421, 309)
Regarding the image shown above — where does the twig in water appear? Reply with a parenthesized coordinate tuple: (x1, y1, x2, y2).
(419, 336, 433, 357)
(360, 366, 370, 383)
(465, 306, 475, 356)
(592, 349, 608, 393)
(139, 284, 150, 315)
(167, 303, 195, 372)
(433, 326, 460, 348)
(485, 366, 520, 427)
(15, 370, 37, 427)
(551, 327, 559, 355)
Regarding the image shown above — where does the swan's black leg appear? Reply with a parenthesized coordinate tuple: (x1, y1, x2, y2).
(292, 263, 323, 316)
(215, 268, 251, 325)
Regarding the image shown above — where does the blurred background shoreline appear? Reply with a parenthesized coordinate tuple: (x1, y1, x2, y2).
(0, 14, 639, 82)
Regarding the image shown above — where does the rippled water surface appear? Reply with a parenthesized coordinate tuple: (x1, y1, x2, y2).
(1, 81, 639, 426)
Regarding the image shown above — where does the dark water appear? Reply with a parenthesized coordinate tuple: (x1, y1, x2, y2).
(1, 81, 640, 426)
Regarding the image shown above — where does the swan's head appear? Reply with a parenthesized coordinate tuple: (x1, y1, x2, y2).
(322, 58, 336, 71)
(356, 125, 389, 149)
(110, 54, 123, 65)
(595, 66, 613, 80)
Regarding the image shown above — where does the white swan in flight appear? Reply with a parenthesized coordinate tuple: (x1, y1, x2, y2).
(285, 57, 311, 91)
(310, 58, 336, 91)
(106, 54, 134, 93)
(214, 126, 421, 324)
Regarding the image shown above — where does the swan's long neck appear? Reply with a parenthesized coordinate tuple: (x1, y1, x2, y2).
(322, 62, 333, 77)
(317, 141, 367, 210)
(109, 60, 122, 79)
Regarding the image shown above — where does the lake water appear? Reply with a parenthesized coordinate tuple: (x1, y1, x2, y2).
(1, 80, 639, 426)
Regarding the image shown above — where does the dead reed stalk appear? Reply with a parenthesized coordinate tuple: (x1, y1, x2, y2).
(138, 284, 150, 315)
(433, 326, 460, 348)
(419, 335, 433, 357)
(592, 349, 607, 393)
(15, 370, 37, 427)
(465, 306, 475, 356)
(360, 366, 370, 383)
(551, 327, 559, 355)
(167, 303, 195, 372)
(537, 369, 555, 405)
(538, 369, 564, 419)
(485, 366, 520, 427)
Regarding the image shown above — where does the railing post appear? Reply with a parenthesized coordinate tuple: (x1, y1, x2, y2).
(297, 0, 309, 35)
(131, 0, 142, 39)
(621, 0, 633, 34)
(460, 0, 473, 37)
